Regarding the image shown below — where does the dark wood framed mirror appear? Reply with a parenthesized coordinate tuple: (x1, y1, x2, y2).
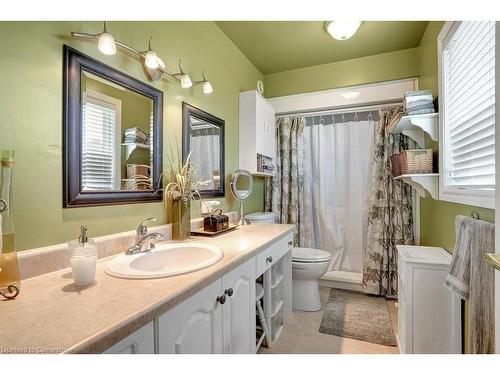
(182, 102, 225, 198)
(63, 45, 163, 207)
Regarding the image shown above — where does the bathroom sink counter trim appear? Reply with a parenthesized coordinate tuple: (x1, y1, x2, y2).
(0, 224, 294, 354)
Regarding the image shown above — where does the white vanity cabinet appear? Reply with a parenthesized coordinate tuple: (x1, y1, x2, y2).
(239, 90, 276, 175)
(101, 232, 293, 354)
(396, 245, 461, 354)
(103, 321, 155, 354)
(157, 259, 256, 354)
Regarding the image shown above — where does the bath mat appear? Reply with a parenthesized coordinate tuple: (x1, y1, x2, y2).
(319, 289, 397, 346)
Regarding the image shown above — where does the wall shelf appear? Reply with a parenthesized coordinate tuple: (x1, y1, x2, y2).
(394, 173, 439, 200)
(121, 142, 150, 159)
(390, 113, 438, 148)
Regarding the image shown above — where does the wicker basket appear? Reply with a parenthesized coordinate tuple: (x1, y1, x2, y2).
(391, 149, 433, 176)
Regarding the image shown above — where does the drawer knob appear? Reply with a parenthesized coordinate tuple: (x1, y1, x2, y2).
(288, 241, 293, 247)
(224, 288, 234, 297)
(216, 295, 226, 305)
(266, 256, 273, 263)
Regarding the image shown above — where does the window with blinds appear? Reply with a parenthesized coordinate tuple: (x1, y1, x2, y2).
(81, 92, 121, 191)
(440, 21, 495, 207)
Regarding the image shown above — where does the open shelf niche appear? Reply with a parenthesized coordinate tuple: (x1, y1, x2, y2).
(390, 113, 438, 148)
(393, 173, 439, 200)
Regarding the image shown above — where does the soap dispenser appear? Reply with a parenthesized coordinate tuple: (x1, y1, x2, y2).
(68, 225, 97, 286)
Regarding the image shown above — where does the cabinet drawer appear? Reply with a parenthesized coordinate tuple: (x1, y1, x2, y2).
(256, 234, 293, 276)
(256, 243, 275, 276)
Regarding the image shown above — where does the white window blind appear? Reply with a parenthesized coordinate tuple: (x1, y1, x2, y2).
(443, 21, 495, 189)
(81, 93, 120, 190)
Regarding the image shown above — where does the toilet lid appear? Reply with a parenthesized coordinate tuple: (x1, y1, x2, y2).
(244, 212, 275, 221)
(292, 247, 332, 263)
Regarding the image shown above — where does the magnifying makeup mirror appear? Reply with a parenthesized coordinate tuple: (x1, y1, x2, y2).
(230, 169, 253, 226)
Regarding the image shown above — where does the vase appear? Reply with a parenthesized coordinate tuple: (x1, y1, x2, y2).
(167, 198, 191, 240)
(0, 150, 20, 300)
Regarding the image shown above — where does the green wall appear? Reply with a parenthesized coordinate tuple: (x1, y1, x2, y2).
(264, 47, 419, 98)
(417, 21, 495, 252)
(0, 21, 265, 250)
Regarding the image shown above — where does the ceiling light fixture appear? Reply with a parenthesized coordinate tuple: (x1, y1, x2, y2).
(340, 91, 361, 100)
(71, 24, 213, 94)
(325, 21, 362, 41)
(97, 21, 116, 55)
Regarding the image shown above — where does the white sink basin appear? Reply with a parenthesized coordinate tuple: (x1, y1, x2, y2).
(105, 242, 224, 279)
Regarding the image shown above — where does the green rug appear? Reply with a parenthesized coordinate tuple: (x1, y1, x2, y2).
(319, 289, 397, 346)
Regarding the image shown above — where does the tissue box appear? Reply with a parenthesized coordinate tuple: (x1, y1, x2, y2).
(203, 213, 229, 232)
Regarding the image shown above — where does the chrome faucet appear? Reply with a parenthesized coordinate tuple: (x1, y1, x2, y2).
(126, 218, 164, 255)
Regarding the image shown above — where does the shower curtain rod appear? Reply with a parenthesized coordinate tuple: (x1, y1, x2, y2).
(275, 100, 402, 118)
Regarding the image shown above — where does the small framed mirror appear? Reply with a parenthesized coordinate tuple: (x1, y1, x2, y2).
(63, 45, 163, 207)
(182, 103, 225, 198)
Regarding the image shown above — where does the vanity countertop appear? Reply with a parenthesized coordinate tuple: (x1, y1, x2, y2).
(0, 224, 294, 354)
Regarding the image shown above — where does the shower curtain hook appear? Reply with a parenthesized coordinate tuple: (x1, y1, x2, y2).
(354, 112, 359, 122)
(320, 115, 325, 125)
(341, 113, 346, 123)
(367, 112, 373, 122)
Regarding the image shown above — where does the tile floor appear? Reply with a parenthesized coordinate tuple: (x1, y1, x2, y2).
(259, 287, 399, 354)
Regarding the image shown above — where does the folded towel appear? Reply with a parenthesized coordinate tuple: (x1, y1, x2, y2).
(405, 94, 433, 103)
(404, 90, 433, 98)
(445, 215, 495, 354)
(405, 100, 434, 110)
(406, 108, 436, 116)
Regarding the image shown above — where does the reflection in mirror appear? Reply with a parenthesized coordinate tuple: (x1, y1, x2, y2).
(81, 71, 154, 192)
(183, 103, 225, 198)
(189, 115, 220, 191)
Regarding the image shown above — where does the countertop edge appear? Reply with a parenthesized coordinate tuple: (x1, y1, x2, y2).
(66, 225, 295, 353)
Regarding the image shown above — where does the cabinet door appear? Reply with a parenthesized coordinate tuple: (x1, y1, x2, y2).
(255, 95, 267, 157)
(157, 279, 223, 354)
(222, 260, 256, 353)
(103, 321, 155, 354)
(264, 102, 276, 158)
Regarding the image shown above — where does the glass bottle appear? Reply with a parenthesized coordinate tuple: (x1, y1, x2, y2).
(0, 150, 20, 299)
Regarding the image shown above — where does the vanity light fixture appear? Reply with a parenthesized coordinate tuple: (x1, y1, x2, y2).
(325, 21, 362, 40)
(144, 37, 160, 69)
(174, 60, 193, 89)
(200, 71, 213, 95)
(71, 22, 214, 94)
(97, 21, 116, 55)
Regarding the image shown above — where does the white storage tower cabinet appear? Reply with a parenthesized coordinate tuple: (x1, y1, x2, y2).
(396, 245, 461, 354)
(238, 90, 276, 176)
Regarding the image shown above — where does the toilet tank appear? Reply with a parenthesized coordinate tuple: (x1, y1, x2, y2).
(244, 212, 276, 224)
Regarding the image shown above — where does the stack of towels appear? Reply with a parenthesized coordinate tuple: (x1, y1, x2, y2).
(123, 127, 149, 145)
(404, 90, 435, 115)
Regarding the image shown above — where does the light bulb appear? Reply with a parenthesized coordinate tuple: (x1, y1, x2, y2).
(325, 21, 362, 40)
(203, 81, 213, 95)
(340, 91, 361, 100)
(145, 50, 159, 69)
(180, 74, 192, 88)
(98, 32, 116, 55)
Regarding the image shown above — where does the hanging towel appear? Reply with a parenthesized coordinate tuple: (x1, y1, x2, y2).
(445, 215, 495, 354)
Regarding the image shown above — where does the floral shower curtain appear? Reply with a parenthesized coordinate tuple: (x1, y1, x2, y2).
(362, 105, 414, 297)
(265, 116, 311, 246)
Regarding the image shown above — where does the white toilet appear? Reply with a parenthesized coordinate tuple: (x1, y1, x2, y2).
(244, 212, 331, 312)
(244, 212, 276, 224)
(291, 247, 332, 312)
